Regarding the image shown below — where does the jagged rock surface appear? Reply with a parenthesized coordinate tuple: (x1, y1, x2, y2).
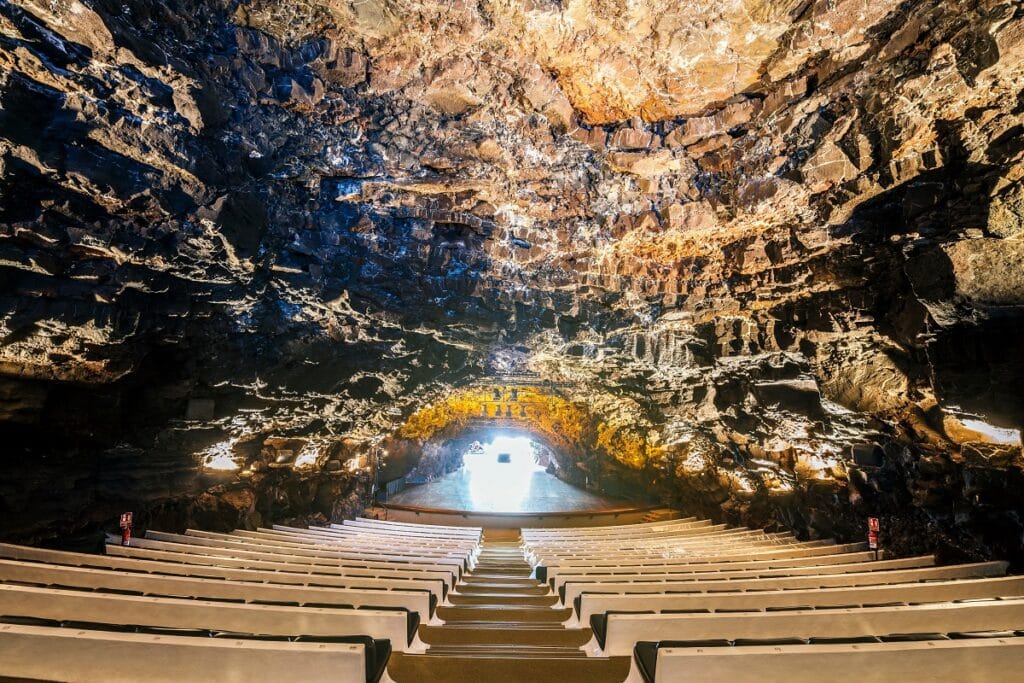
(0, 0, 1022, 563)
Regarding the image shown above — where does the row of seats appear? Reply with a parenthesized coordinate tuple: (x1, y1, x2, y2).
(0, 517, 482, 682)
(520, 516, 1024, 682)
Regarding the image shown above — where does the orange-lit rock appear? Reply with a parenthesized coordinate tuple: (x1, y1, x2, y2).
(2, 0, 1024, 568)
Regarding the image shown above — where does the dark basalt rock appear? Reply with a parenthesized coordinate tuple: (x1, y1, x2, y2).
(0, 0, 1022, 565)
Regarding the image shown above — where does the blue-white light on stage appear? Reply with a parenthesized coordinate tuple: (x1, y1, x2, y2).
(466, 435, 544, 512)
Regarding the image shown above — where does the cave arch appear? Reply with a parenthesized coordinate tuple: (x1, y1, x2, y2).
(396, 384, 659, 467)
(382, 424, 642, 513)
(374, 384, 664, 507)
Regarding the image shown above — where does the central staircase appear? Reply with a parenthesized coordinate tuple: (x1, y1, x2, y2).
(386, 529, 630, 682)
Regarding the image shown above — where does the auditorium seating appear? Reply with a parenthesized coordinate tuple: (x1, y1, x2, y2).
(518, 516, 1024, 682)
(0, 517, 483, 682)
(538, 547, 885, 585)
(106, 541, 460, 592)
(0, 624, 387, 683)
(593, 597, 1024, 655)
(550, 554, 936, 595)
(2, 512, 1022, 681)
(559, 561, 1009, 608)
(629, 636, 1024, 683)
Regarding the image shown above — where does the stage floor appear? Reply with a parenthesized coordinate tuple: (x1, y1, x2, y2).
(386, 466, 629, 513)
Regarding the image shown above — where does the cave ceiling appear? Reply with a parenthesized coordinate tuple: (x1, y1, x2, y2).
(1, 0, 1024, 545)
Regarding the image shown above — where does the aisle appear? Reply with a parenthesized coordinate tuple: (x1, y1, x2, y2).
(386, 529, 631, 682)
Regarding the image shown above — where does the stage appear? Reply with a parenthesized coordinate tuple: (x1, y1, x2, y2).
(385, 466, 629, 514)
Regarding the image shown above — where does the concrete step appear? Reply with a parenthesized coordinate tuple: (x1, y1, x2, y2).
(448, 593, 559, 607)
(475, 560, 530, 564)
(477, 552, 523, 556)
(437, 605, 572, 623)
(387, 653, 632, 683)
(476, 558, 525, 563)
(469, 572, 533, 579)
(456, 583, 549, 595)
(460, 577, 540, 586)
(478, 550, 524, 555)
(419, 625, 592, 648)
(422, 645, 588, 658)
(432, 623, 577, 631)
(471, 566, 531, 571)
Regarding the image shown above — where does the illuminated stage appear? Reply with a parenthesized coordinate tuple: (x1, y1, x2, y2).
(386, 435, 629, 514)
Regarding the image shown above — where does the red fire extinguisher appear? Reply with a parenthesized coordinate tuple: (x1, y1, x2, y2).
(867, 517, 880, 560)
(119, 512, 133, 547)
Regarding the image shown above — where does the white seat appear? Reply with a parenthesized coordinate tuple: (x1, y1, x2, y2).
(526, 533, 801, 562)
(525, 526, 772, 550)
(552, 555, 934, 593)
(600, 596, 1024, 655)
(534, 542, 870, 568)
(354, 518, 482, 533)
(181, 528, 478, 558)
(148, 529, 475, 559)
(522, 517, 700, 537)
(0, 558, 436, 622)
(226, 528, 478, 557)
(119, 535, 465, 579)
(266, 526, 480, 562)
(0, 622, 377, 683)
(524, 522, 729, 544)
(270, 525, 480, 549)
(562, 561, 1008, 607)
(0, 542, 447, 601)
(573, 575, 1024, 624)
(106, 542, 457, 591)
(540, 550, 883, 585)
(526, 524, 775, 543)
(345, 519, 482, 540)
(0, 582, 422, 651)
(626, 635, 1024, 683)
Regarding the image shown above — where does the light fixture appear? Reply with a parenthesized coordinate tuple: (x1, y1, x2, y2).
(201, 439, 241, 471)
(293, 443, 320, 469)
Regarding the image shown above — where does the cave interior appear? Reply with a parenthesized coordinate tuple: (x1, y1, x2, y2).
(0, 0, 1022, 571)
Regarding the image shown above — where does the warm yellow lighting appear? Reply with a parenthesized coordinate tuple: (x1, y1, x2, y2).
(396, 385, 660, 470)
(796, 447, 844, 481)
(678, 439, 714, 474)
(959, 418, 1021, 445)
(293, 443, 320, 469)
(727, 471, 756, 493)
(201, 439, 240, 471)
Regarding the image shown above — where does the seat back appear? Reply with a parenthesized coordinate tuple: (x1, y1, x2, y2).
(0, 558, 435, 621)
(648, 636, 1024, 683)
(0, 623, 370, 683)
(0, 582, 416, 650)
(575, 575, 1024, 622)
(563, 561, 1008, 606)
(603, 597, 1024, 655)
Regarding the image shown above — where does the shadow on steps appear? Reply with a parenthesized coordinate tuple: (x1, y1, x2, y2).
(386, 653, 632, 683)
(418, 625, 593, 648)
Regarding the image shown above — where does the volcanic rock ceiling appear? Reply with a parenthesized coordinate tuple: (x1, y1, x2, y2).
(1, 0, 1023, 557)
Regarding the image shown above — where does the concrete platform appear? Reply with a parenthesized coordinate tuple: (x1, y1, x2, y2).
(387, 466, 629, 513)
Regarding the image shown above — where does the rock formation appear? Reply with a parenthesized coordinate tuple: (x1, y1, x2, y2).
(1, 0, 1022, 563)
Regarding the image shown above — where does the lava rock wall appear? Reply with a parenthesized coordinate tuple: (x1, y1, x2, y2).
(0, 0, 1022, 560)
